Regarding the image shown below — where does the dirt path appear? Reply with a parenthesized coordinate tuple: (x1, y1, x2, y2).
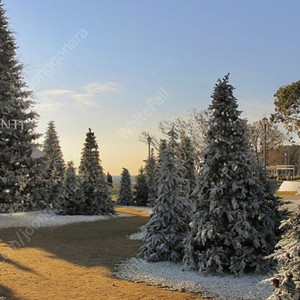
(0, 212, 203, 300)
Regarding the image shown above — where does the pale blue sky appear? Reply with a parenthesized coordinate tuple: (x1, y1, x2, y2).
(4, 0, 300, 174)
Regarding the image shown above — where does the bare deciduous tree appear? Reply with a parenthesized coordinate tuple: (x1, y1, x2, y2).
(248, 119, 286, 165)
(140, 110, 209, 172)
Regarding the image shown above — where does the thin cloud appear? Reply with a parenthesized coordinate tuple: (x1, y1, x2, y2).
(35, 89, 73, 112)
(35, 81, 120, 112)
(84, 82, 119, 93)
(239, 99, 275, 122)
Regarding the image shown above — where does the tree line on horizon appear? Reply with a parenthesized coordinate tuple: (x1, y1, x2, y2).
(116, 130, 196, 208)
(1, 120, 115, 215)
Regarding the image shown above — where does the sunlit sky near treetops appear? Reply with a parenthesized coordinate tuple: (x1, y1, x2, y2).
(4, 0, 300, 175)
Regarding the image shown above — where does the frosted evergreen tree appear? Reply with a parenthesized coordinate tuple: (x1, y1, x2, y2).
(155, 139, 167, 190)
(145, 149, 157, 206)
(117, 168, 133, 205)
(59, 161, 85, 215)
(79, 128, 114, 215)
(266, 206, 300, 300)
(166, 130, 192, 206)
(0, 2, 39, 212)
(179, 134, 197, 198)
(258, 166, 287, 237)
(134, 167, 148, 206)
(184, 75, 277, 275)
(138, 143, 191, 262)
(166, 126, 179, 151)
(157, 139, 167, 169)
(26, 155, 48, 210)
(43, 121, 65, 176)
(42, 121, 65, 207)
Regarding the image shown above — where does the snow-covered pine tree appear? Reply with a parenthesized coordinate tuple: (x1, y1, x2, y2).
(117, 167, 133, 205)
(266, 206, 300, 300)
(157, 139, 167, 168)
(179, 134, 197, 198)
(258, 166, 287, 238)
(26, 155, 48, 210)
(79, 128, 114, 215)
(133, 167, 148, 206)
(42, 121, 65, 207)
(168, 127, 179, 147)
(155, 139, 168, 188)
(59, 161, 85, 215)
(0, 2, 39, 212)
(138, 142, 191, 262)
(166, 129, 194, 211)
(184, 75, 277, 275)
(145, 149, 157, 207)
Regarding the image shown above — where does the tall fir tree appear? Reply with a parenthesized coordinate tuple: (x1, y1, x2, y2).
(59, 161, 85, 215)
(155, 139, 168, 189)
(145, 148, 157, 207)
(179, 134, 197, 198)
(42, 121, 65, 207)
(166, 130, 193, 207)
(266, 206, 300, 300)
(184, 75, 278, 275)
(258, 166, 287, 238)
(157, 139, 167, 169)
(0, 2, 39, 212)
(166, 127, 179, 153)
(79, 128, 114, 215)
(138, 142, 191, 262)
(26, 155, 48, 210)
(117, 168, 133, 205)
(133, 167, 148, 206)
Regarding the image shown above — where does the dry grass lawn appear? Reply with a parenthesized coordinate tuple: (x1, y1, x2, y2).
(0, 210, 204, 300)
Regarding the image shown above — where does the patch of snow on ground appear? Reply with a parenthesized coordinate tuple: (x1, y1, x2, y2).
(128, 231, 145, 240)
(115, 258, 274, 300)
(128, 226, 146, 240)
(0, 210, 132, 229)
(119, 207, 274, 299)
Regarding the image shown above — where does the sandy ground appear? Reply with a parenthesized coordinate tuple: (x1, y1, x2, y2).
(0, 210, 203, 300)
(2, 196, 296, 300)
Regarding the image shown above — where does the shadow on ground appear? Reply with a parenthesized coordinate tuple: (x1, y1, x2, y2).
(2, 257, 38, 274)
(0, 216, 148, 270)
(0, 283, 20, 300)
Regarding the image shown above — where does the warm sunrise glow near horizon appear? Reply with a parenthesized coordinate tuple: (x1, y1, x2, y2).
(4, 0, 300, 175)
